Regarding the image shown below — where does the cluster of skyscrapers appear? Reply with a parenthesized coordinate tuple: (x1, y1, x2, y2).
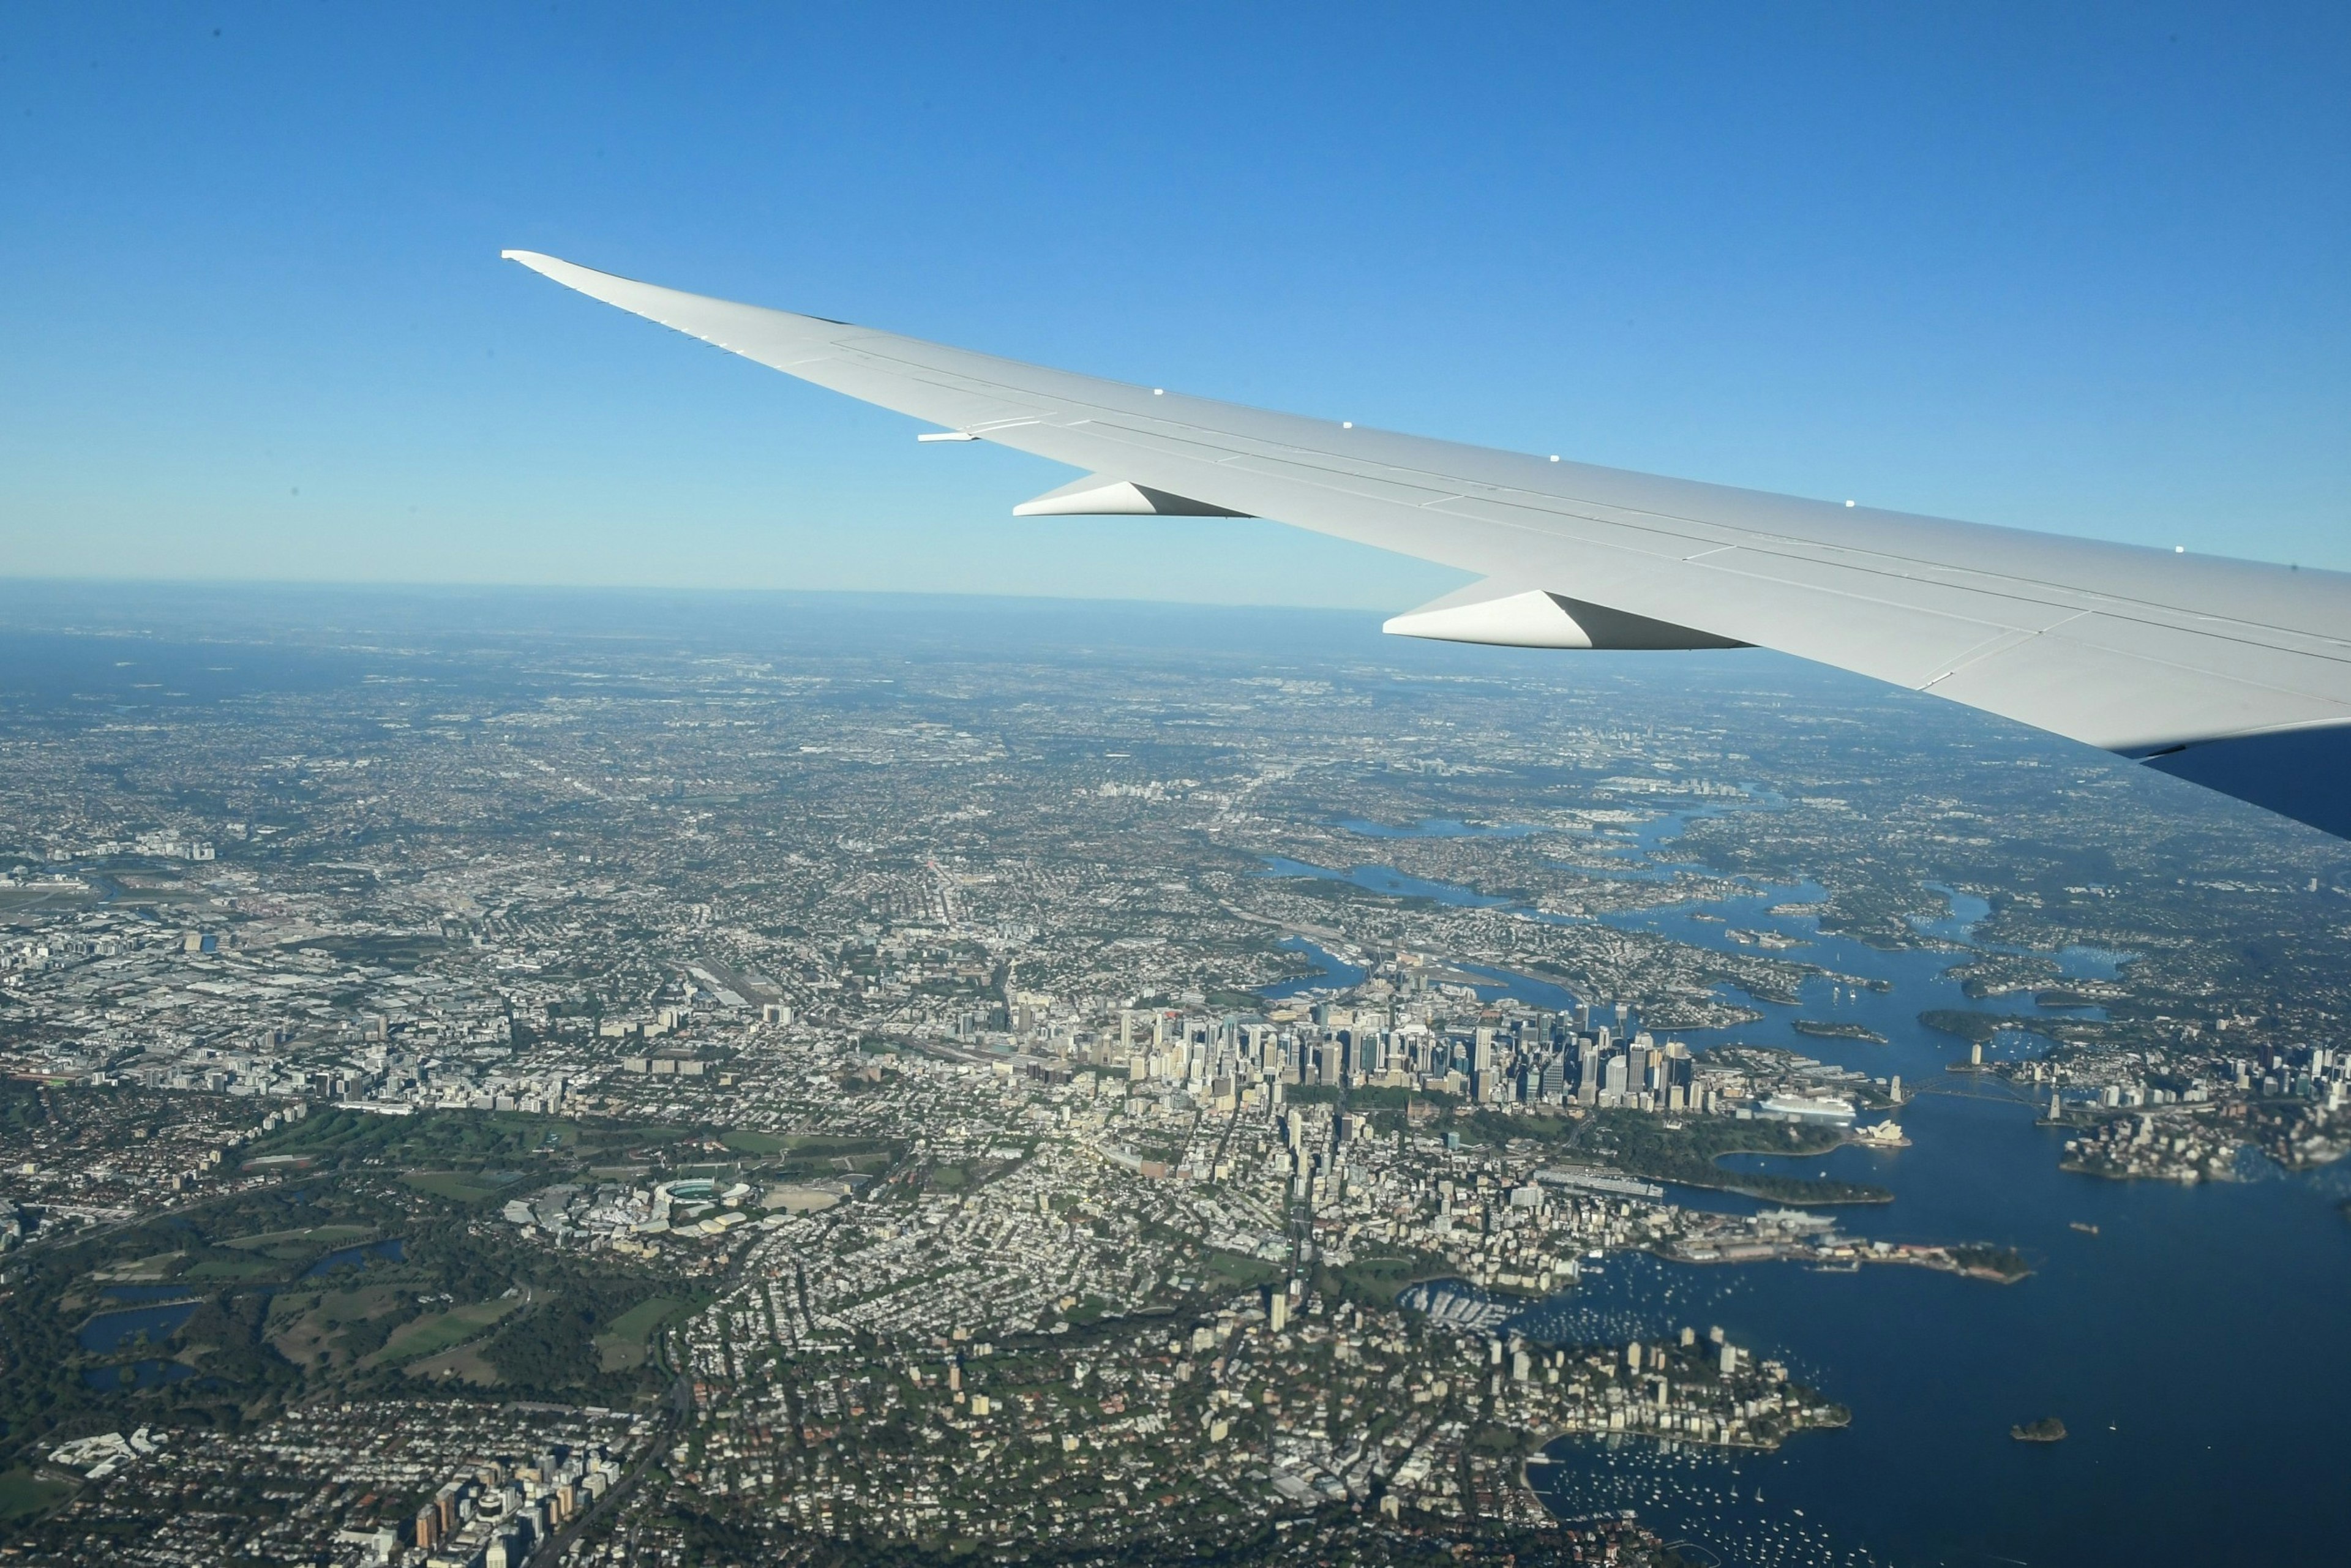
(1101, 1006, 1714, 1113)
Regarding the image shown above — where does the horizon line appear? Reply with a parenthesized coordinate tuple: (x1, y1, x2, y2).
(0, 575, 1422, 618)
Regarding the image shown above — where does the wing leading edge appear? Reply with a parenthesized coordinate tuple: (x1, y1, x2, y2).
(501, 250, 2351, 839)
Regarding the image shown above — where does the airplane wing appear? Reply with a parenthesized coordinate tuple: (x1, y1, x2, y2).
(502, 250, 2351, 839)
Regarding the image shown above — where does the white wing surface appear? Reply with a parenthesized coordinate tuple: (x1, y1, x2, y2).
(503, 250, 2351, 838)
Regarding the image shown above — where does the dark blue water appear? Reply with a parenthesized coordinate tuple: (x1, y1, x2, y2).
(1915, 883, 2135, 981)
(78, 1302, 197, 1352)
(1261, 937, 1369, 1000)
(0, 631, 372, 712)
(1521, 1089, 2351, 1566)
(1607, 884, 2104, 1080)
(1337, 817, 1548, 840)
(302, 1237, 404, 1277)
(1576, 790, 1788, 882)
(1256, 863, 1578, 1010)
(1445, 959, 1578, 1012)
(1269, 843, 2110, 1082)
(1260, 855, 1511, 907)
(82, 1359, 196, 1390)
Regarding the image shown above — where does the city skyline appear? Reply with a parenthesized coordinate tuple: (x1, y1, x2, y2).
(0, 583, 2346, 1565)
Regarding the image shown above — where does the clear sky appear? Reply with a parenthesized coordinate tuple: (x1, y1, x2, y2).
(2, 2, 2344, 607)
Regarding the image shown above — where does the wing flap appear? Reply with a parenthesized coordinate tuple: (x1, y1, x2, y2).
(1011, 475, 1250, 517)
(1384, 580, 1747, 650)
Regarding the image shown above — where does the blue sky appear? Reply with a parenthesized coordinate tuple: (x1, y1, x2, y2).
(2, 2, 2344, 606)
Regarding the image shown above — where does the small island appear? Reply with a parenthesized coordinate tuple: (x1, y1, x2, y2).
(2011, 1417, 2068, 1443)
(1793, 1019, 1888, 1043)
(1920, 1008, 2012, 1043)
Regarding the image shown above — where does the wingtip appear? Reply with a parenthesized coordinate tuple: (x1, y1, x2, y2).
(500, 249, 621, 296)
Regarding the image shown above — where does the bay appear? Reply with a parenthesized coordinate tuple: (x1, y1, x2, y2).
(1289, 806, 2351, 1561)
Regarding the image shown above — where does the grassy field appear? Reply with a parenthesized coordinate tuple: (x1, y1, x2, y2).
(605, 1295, 690, 1340)
(1480, 1107, 1892, 1205)
(401, 1170, 514, 1203)
(242, 1107, 594, 1170)
(1326, 1247, 1450, 1307)
(366, 1294, 525, 1368)
(1196, 1248, 1283, 1294)
(594, 1295, 691, 1372)
(793, 1134, 896, 1156)
(594, 1124, 692, 1146)
(268, 1283, 413, 1372)
(404, 1341, 501, 1386)
(719, 1130, 790, 1155)
(0, 1469, 72, 1526)
(222, 1223, 373, 1253)
(718, 1131, 902, 1179)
